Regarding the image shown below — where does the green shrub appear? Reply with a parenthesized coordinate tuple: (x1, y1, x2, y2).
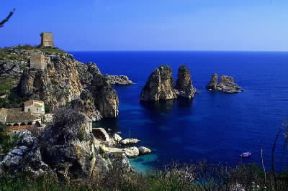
(0, 123, 18, 154)
(0, 162, 287, 191)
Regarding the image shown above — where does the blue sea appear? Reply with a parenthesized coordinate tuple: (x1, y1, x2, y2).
(71, 51, 288, 173)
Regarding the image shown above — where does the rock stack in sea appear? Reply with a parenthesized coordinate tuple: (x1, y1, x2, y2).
(174, 65, 196, 99)
(140, 65, 177, 102)
(140, 65, 196, 102)
(206, 73, 242, 93)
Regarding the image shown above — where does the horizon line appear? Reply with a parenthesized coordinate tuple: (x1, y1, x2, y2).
(67, 49, 288, 53)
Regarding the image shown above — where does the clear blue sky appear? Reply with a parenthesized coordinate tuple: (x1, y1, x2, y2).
(1, 0, 288, 51)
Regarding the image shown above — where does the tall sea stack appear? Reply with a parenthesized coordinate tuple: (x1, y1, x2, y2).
(140, 65, 177, 102)
(174, 65, 196, 99)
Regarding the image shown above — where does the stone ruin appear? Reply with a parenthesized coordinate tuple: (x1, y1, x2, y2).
(30, 52, 47, 70)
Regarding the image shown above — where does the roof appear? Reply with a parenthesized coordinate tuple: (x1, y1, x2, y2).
(24, 100, 44, 107)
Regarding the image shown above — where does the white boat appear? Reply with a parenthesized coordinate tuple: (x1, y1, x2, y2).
(240, 152, 252, 158)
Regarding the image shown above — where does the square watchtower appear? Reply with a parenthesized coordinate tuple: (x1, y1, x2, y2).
(40, 32, 54, 47)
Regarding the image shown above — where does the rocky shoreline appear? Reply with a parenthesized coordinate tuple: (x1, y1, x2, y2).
(0, 108, 151, 181)
(105, 75, 134, 85)
(0, 42, 244, 183)
(0, 44, 150, 181)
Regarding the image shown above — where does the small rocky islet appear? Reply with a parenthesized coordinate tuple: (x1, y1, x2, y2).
(206, 73, 242, 93)
(0, 32, 243, 181)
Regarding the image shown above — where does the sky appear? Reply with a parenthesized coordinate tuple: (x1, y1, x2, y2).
(1, 0, 288, 51)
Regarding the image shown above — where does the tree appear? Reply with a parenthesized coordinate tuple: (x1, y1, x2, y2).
(0, 8, 15, 28)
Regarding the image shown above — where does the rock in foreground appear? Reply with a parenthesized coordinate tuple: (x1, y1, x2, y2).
(207, 73, 242, 94)
(140, 66, 177, 102)
(175, 65, 196, 99)
(138, 146, 152, 155)
(0, 109, 130, 181)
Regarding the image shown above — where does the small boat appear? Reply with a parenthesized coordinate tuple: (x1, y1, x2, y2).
(240, 152, 252, 158)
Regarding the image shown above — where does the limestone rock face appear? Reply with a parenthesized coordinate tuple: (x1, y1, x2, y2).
(138, 146, 152, 155)
(206, 73, 218, 91)
(175, 65, 196, 99)
(77, 62, 101, 88)
(0, 109, 131, 181)
(18, 52, 83, 110)
(0, 46, 120, 119)
(71, 90, 102, 121)
(123, 147, 139, 158)
(0, 131, 54, 177)
(120, 138, 140, 145)
(40, 109, 128, 180)
(113, 133, 122, 143)
(140, 66, 177, 102)
(106, 75, 133, 85)
(206, 73, 242, 93)
(89, 74, 119, 118)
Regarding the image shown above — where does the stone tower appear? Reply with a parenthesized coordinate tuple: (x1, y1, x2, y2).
(40, 32, 54, 47)
(30, 53, 47, 70)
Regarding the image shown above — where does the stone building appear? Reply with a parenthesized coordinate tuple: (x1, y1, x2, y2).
(41, 32, 54, 47)
(30, 53, 47, 70)
(24, 100, 45, 116)
(0, 100, 45, 132)
(0, 108, 41, 131)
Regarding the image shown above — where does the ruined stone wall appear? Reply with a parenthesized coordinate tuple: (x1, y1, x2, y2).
(30, 54, 47, 70)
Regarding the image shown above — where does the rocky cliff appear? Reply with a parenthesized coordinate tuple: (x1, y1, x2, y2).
(175, 65, 196, 99)
(17, 51, 83, 110)
(0, 46, 120, 119)
(89, 74, 119, 118)
(140, 66, 177, 102)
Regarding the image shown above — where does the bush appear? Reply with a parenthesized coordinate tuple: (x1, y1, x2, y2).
(1, 162, 287, 191)
(0, 123, 18, 154)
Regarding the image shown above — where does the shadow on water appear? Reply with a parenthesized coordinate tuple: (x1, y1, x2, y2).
(177, 97, 194, 108)
(140, 100, 175, 113)
(93, 118, 119, 134)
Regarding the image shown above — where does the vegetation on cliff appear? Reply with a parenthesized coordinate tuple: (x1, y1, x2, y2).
(0, 123, 18, 155)
(0, 163, 288, 191)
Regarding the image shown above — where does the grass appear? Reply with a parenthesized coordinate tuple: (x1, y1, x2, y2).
(0, 77, 17, 95)
(0, 123, 18, 155)
(0, 45, 66, 62)
(0, 163, 288, 191)
(38, 47, 66, 55)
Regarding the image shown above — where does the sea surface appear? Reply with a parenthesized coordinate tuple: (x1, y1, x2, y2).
(71, 51, 288, 173)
